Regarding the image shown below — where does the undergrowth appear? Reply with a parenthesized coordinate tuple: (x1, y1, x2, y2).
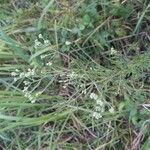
(0, 0, 150, 150)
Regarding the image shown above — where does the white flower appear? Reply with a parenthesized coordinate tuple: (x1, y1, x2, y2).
(24, 68, 35, 77)
(23, 86, 28, 93)
(95, 106, 101, 111)
(24, 93, 30, 98)
(92, 112, 102, 119)
(23, 81, 30, 85)
(31, 100, 36, 103)
(34, 39, 42, 49)
(15, 69, 19, 72)
(28, 68, 31, 72)
(38, 34, 43, 39)
(109, 107, 115, 113)
(23, 90, 36, 103)
(35, 92, 42, 97)
(44, 40, 49, 45)
(96, 99, 104, 106)
(19, 72, 25, 78)
(40, 54, 49, 59)
(68, 71, 78, 78)
(110, 47, 117, 55)
(90, 93, 98, 100)
(25, 72, 30, 77)
(31, 69, 35, 76)
(63, 85, 67, 89)
(65, 41, 71, 46)
(82, 89, 87, 94)
(36, 41, 41, 46)
(29, 95, 33, 101)
(46, 62, 52, 66)
(40, 70, 44, 74)
(14, 78, 18, 82)
(35, 39, 38, 42)
(11, 72, 17, 77)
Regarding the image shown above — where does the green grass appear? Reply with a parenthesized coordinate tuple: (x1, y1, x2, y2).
(0, 0, 150, 149)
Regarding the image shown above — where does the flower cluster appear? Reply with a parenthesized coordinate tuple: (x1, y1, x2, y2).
(34, 34, 50, 49)
(40, 54, 49, 59)
(34, 34, 53, 67)
(67, 71, 84, 80)
(67, 71, 78, 79)
(11, 68, 35, 82)
(11, 68, 40, 103)
(82, 89, 87, 94)
(90, 92, 115, 119)
(22, 84, 35, 103)
(65, 41, 71, 46)
(22, 81, 41, 103)
(46, 61, 52, 66)
(110, 47, 117, 55)
(90, 93, 105, 119)
(109, 107, 115, 113)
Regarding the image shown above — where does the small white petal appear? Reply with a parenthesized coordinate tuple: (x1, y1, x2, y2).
(109, 107, 115, 113)
(46, 62, 52, 66)
(92, 112, 102, 119)
(24, 93, 29, 97)
(35, 92, 42, 97)
(65, 41, 71, 45)
(90, 93, 98, 100)
(95, 106, 101, 111)
(15, 69, 19, 72)
(28, 68, 31, 72)
(44, 40, 49, 45)
(23, 81, 30, 85)
(14, 78, 18, 82)
(38, 34, 43, 39)
(11, 72, 17, 76)
(82, 89, 87, 94)
(31, 100, 36, 103)
(110, 47, 117, 55)
(96, 99, 104, 106)
(19, 72, 25, 78)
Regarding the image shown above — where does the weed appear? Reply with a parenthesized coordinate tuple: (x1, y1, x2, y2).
(0, 0, 150, 149)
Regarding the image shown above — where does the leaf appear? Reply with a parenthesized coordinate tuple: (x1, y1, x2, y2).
(112, 4, 133, 19)
(141, 135, 150, 150)
(38, 0, 55, 29)
(133, 3, 150, 33)
(79, 24, 85, 31)
(129, 109, 138, 125)
(99, 31, 110, 46)
(0, 30, 29, 62)
(0, 109, 74, 132)
(115, 28, 126, 37)
(82, 14, 91, 26)
(118, 102, 126, 111)
(72, 27, 81, 35)
(0, 113, 22, 121)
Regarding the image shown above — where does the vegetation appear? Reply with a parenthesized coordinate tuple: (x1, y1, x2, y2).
(0, 0, 150, 149)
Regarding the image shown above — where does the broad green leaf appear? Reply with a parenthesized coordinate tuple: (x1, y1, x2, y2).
(0, 30, 29, 62)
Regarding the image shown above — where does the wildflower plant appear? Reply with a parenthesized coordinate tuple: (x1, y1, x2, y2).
(34, 34, 50, 49)
(11, 68, 40, 103)
(89, 92, 115, 119)
(91, 93, 104, 118)
(0, 0, 150, 149)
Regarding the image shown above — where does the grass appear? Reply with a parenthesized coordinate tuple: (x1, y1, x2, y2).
(0, 0, 150, 149)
